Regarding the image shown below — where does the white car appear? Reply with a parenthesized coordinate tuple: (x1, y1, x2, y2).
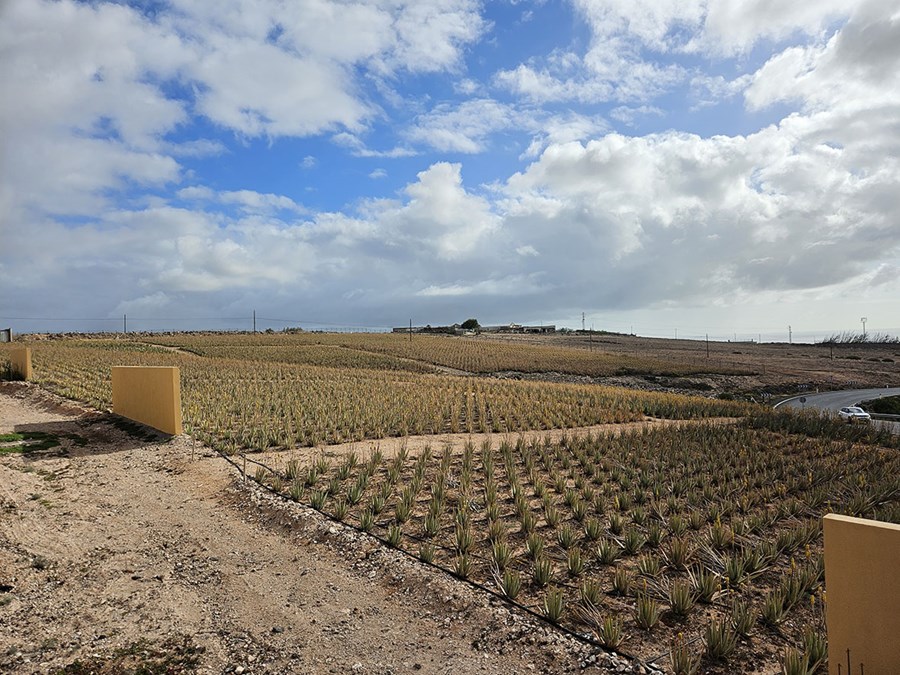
(838, 406, 871, 423)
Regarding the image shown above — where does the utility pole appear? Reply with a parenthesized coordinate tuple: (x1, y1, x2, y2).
(582, 312, 585, 332)
(253, 310, 256, 333)
(788, 325, 792, 344)
(861, 317, 867, 341)
(123, 314, 127, 334)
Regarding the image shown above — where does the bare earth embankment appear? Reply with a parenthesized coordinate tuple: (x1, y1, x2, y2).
(0, 383, 643, 675)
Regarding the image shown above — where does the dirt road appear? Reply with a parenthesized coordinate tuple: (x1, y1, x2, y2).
(0, 383, 635, 675)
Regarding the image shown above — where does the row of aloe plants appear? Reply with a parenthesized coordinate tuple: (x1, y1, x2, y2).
(252, 422, 898, 673)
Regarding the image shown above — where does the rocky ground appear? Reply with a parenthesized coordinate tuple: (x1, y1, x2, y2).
(0, 382, 653, 675)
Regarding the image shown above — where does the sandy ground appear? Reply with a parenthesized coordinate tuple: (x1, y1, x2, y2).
(0, 382, 646, 675)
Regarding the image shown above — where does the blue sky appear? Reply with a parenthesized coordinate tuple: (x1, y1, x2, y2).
(1, 0, 899, 341)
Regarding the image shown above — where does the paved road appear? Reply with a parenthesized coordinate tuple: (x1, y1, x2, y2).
(775, 387, 900, 434)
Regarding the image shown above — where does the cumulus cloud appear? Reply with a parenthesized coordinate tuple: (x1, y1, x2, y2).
(219, 190, 307, 215)
(609, 105, 665, 126)
(405, 99, 516, 153)
(495, 1, 867, 107)
(2, 0, 898, 334)
(499, 115, 900, 308)
(745, 1, 900, 112)
(0, 0, 486, 222)
(405, 99, 608, 156)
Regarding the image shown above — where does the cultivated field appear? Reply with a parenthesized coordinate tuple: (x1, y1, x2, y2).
(245, 417, 899, 674)
(4, 339, 751, 451)
(2, 333, 899, 674)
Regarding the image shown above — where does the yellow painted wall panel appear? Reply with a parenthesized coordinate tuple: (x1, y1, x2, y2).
(824, 514, 900, 675)
(10, 347, 32, 380)
(111, 366, 182, 435)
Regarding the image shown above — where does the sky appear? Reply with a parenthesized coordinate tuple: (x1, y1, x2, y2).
(1, 0, 899, 342)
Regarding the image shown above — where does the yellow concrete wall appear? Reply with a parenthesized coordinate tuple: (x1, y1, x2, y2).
(10, 347, 32, 380)
(823, 514, 900, 675)
(111, 366, 183, 435)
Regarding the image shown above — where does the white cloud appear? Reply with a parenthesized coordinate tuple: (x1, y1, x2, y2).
(416, 275, 546, 297)
(454, 78, 483, 95)
(177, 186, 216, 201)
(405, 99, 517, 153)
(500, 111, 900, 305)
(175, 187, 306, 215)
(494, 59, 617, 103)
(688, 74, 752, 108)
(188, 37, 368, 138)
(522, 112, 610, 157)
(0, 0, 488, 228)
(745, 2, 900, 113)
(219, 190, 307, 215)
(495, 1, 868, 108)
(573, 0, 856, 57)
(2, 0, 898, 334)
(332, 133, 417, 158)
(406, 99, 608, 156)
(696, 0, 853, 56)
(164, 0, 487, 138)
(0, 0, 186, 215)
(113, 291, 172, 315)
(388, 163, 500, 260)
(609, 105, 665, 126)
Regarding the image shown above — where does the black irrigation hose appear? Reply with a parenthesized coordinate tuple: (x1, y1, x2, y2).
(215, 449, 660, 672)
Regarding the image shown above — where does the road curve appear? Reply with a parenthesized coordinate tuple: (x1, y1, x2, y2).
(775, 387, 900, 434)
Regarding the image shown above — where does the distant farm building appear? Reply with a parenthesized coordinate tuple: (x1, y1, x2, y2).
(392, 323, 555, 335)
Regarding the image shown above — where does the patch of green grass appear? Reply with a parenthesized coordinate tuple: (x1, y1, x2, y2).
(54, 636, 204, 674)
(861, 395, 900, 416)
(28, 493, 54, 508)
(0, 432, 60, 454)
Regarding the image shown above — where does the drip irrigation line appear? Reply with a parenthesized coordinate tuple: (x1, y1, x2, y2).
(221, 450, 659, 672)
(645, 632, 705, 665)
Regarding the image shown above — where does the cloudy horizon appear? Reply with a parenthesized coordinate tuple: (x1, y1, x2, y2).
(2, 0, 898, 341)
